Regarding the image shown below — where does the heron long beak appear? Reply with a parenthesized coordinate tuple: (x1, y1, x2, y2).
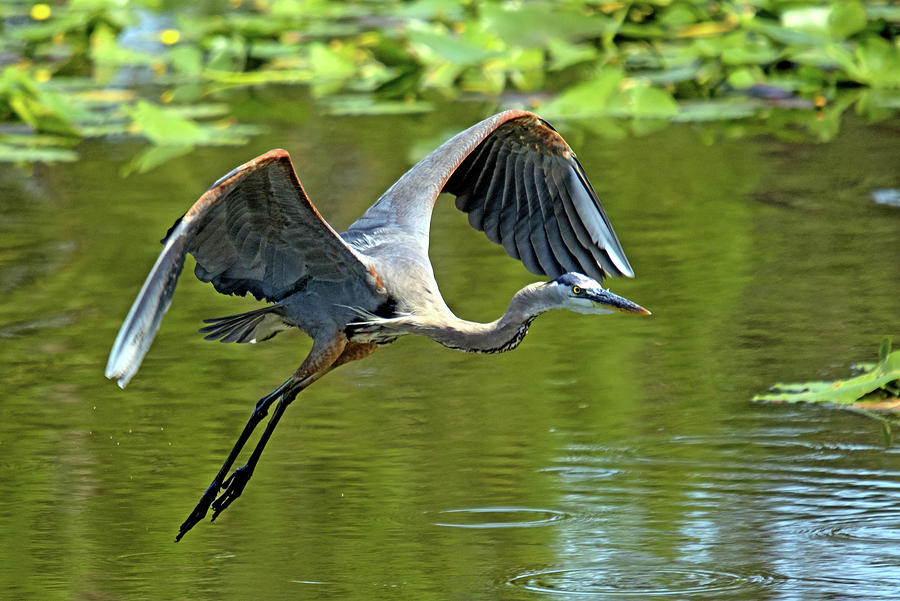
(586, 288, 651, 315)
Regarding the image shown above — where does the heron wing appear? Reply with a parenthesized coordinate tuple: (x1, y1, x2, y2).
(345, 111, 633, 281)
(106, 150, 375, 388)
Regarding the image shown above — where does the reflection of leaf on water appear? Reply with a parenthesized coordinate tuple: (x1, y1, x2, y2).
(673, 99, 762, 122)
(0, 141, 78, 163)
(322, 95, 432, 116)
(121, 144, 193, 176)
(754, 339, 900, 435)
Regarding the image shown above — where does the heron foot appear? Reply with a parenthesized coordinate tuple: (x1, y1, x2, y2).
(210, 464, 254, 521)
(175, 480, 221, 542)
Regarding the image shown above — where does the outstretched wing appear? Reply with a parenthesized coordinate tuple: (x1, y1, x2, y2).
(346, 110, 633, 281)
(445, 115, 633, 280)
(105, 150, 375, 388)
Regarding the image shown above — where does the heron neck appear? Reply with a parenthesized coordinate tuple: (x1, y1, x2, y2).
(429, 283, 548, 354)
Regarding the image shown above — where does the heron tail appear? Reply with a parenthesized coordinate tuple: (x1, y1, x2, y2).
(343, 311, 418, 344)
(199, 305, 290, 343)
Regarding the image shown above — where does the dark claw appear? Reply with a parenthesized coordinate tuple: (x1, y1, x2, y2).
(211, 465, 254, 520)
(175, 480, 222, 542)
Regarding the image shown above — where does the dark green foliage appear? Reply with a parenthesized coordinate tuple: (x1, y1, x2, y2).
(1, 0, 898, 167)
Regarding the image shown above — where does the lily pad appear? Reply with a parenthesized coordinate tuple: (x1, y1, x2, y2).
(0, 142, 78, 163)
(3, 0, 900, 168)
(754, 339, 900, 424)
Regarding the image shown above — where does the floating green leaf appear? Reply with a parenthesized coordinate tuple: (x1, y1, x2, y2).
(853, 36, 900, 88)
(617, 85, 679, 118)
(120, 99, 259, 149)
(481, 2, 616, 48)
(406, 25, 500, 66)
(0, 142, 78, 163)
(308, 42, 357, 96)
(754, 338, 900, 415)
(0, 67, 82, 136)
(828, 1, 868, 39)
(546, 38, 598, 71)
(122, 100, 206, 146)
(540, 68, 624, 119)
(1, 0, 900, 167)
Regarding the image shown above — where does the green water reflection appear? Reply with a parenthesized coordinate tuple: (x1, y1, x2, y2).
(0, 101, 898, 600)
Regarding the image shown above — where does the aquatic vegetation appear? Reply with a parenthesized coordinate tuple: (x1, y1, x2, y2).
(1, 0, 898, 166)
(755, 339, 900, 436)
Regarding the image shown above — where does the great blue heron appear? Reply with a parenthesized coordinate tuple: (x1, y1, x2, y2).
(106, 110, 650, 541)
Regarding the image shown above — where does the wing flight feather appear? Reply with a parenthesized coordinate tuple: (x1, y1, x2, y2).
(106, 150, 373, 388)
(346, 110, 634, 280)
(445, 115, 633, 280)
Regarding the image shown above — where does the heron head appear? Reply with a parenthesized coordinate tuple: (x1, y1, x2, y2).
(551, 273, 650, 316)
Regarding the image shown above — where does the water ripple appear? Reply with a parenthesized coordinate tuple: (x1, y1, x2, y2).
(793, 510, 900, 543)
(508, 565, 785, 597)
(433, 506, 571, 529)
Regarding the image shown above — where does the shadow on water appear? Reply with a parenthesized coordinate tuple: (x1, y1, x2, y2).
(0, 97, 899, 600)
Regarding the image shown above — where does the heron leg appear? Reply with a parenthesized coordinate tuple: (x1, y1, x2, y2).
(208, 341, 377, 519)
(208, 385, 300, 520)
(175, 376, 293, 542)
(174, 335, 375, 541)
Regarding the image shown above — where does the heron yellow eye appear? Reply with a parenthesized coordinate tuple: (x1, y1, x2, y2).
(572, 286, 582, 295)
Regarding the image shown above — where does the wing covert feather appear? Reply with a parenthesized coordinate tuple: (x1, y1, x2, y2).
(176, 151, 368, 301)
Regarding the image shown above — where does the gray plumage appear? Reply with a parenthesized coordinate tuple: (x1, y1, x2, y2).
(104, 110, 649, 540)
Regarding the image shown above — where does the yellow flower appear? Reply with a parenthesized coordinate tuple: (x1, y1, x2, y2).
(31, 3, 52, 21)
(160, 29, 180, 45)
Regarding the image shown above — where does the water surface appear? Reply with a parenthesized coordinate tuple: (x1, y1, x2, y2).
(1, 100, 898, 600)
